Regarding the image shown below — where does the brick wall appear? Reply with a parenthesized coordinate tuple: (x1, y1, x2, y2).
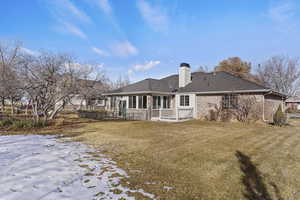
(264, 94, 284, 122)
(196, 94, 265, 120)
(196, 95, 222, 119)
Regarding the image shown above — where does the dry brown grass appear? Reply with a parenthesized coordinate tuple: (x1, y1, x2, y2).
(58, 118, 300, 200)
(2, 115, 300, 200)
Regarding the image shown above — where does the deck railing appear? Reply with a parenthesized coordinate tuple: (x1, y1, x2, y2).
(159, 108, 193, 121)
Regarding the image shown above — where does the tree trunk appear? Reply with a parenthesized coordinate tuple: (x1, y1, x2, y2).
(11, 99, 14, 115)
(49, 100, 65, 120)
(1, 98, 5, 112)
(85, 98, 89, 110)
(25, 101, 30, 115)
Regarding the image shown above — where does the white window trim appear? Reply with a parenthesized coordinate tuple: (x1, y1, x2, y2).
(179, 95, 190, 107)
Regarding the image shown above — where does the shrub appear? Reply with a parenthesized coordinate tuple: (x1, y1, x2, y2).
(273, 105, 287, 126)
(207, 109, 218, 121)
(220, 110, 232, 122)
(0, 119, 13, 127)
(11, 120, 47, 129)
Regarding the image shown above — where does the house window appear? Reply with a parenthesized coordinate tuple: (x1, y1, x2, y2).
(138, 96, 143, 109)
(222, 94, 238, 109)
(180, 95, 190, 106)
(163, 96, 170, 109)
(153, 96, 161, 109)
(129, 96, 137, 108)
(97, 99, 105, 106)
(138, 96, 148, 109)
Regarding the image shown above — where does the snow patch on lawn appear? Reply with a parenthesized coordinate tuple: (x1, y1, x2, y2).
(0, 135, 155, 200)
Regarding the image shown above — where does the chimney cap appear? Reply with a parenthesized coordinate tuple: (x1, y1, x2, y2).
(180, 63, 190, 68)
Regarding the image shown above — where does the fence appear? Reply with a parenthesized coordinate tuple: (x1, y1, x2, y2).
(0, 114, 33, 121)
(78, 108, 194, 122)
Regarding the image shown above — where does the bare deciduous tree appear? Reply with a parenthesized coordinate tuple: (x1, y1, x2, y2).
(112, 75, 130, 89)
(257, 56, 300, 96)
(0, 42, 23, 114)
(233, 96, 261, 123)
(196, 65, 210, 73)
(18, 52, 80, 122)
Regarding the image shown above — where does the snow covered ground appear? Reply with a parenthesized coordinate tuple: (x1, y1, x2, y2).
(0, 135, 155, 200)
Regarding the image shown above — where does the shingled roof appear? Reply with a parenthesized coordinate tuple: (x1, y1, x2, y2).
(105, 71, 273, 95)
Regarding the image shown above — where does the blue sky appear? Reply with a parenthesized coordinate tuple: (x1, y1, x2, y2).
(1, 0, 300, 82)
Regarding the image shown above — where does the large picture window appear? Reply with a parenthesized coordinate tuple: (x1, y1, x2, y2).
(222, 94, 238, 109)
(129, 96, 137, 108)
(180, 95, 190, 106)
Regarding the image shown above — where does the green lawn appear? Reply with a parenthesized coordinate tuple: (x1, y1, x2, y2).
(2, 115, 300, 200)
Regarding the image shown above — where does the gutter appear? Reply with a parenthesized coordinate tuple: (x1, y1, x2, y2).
(103, 89, 288, 96)
(192, 89, 271, 95)
(102, 91, 174, 96)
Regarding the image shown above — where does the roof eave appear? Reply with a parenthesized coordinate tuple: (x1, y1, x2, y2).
(185, 89, 272, 95)
(103, 91, 174, 96)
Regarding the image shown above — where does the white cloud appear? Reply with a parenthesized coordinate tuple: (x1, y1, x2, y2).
(47, 0, 92, 24)
(20, 47, 39, 56)
(63, 22, 87, 39)
(267, 2, 295, 23)
(137, 0, 169, 32)
(134, 61, 160, 71)
(110, 41, 138, 57)
(92, 47, 109, 56)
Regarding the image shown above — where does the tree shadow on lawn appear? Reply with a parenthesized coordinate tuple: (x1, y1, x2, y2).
(235, 151, 284, 200)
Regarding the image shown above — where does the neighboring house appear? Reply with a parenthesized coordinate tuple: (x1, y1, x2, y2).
(64, 95, 106, 110)
(286, 96, 300, 110)
(62, 79, 107, 110)
(103, 63, 286, 122)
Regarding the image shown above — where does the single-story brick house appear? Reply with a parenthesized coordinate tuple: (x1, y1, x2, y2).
(103, 63, 286, 122)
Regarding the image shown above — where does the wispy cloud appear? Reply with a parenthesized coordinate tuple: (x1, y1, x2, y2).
(47, 0, 92, 24)
(20, 47, 39, 56)
(110, 41, 138, 57)
(128, 69, 134, 75)
(44, 0, 91, 39)
(267, 1, 295, 23)
(94, 0, 112, 15)
(91, 47, 109, 56)
(266, 1, 298, 32)
(62, 22, 88, 39)
(134, 61, 160, 71)
(137, 0, 169, 33)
